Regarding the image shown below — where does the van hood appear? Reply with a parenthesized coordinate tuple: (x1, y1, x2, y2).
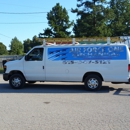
(5, 58, 24, 73)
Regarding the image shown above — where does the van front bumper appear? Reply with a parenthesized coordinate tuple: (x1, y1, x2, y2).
(3, 73, 9, 81)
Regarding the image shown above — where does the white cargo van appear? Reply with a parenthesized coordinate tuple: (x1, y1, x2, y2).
(3, 42, 130, 91)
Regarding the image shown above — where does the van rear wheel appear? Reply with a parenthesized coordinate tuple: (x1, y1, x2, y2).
(84, 75, 102, 91)
(9, 74, 25, 89)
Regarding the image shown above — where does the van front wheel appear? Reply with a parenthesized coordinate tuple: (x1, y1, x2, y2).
(84, 75, 102, 91)
(9, 74, 25, 89)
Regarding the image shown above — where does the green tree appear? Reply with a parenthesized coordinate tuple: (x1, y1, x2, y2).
(9, 37, 24, 55)
(40, 3, 74, 38)
(31, 35, 41, 47)
(23, 36, 42, 53)
(0, 42, 8, 55)
(109, 0, 130, 36)
(23, 38, 32, 53)
(72, 0, 110, 37)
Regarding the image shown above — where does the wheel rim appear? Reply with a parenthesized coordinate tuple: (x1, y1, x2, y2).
(12, 77, 21, 87)
(87, 78, 98, 89)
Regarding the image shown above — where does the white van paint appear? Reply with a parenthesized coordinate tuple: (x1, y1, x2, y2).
(3, 43, 130, 90)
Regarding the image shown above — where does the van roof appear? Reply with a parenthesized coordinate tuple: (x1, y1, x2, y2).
(33, 42, 127, 48)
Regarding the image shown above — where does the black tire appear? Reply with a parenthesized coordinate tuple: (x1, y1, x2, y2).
(27, 81, 36, 84)
(84, 75, 102, 91)
(9, 74, 25, 89)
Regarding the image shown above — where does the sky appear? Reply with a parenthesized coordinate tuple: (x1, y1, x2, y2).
(0, 0, 78, 50)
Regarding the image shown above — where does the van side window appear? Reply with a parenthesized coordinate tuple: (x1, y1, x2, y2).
(27, 48, 43, 61)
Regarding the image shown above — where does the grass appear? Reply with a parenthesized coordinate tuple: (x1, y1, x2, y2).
(0, 68, 4, 73)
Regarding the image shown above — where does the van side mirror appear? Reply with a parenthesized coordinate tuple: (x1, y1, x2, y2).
(25, 55, 28, 61)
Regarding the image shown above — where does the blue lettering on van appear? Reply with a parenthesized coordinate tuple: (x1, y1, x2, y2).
(48, 46, 126, 60)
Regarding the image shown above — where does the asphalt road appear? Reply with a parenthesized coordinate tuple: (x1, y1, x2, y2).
(0, 74, 130, 130)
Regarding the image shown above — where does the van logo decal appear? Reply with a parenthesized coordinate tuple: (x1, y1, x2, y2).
(48, 46, 127, 61)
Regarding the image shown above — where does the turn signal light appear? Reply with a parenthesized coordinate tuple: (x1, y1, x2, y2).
(3, 65, 6, 73)
(3, 65, 6, 69)
(128, 64, 130, 71)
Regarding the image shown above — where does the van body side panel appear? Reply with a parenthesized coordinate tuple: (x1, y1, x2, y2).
(45, 45, 129, 82)
(45, 47, 69, 81)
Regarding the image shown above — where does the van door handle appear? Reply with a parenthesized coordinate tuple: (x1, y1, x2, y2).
(43, 66, 44, 69)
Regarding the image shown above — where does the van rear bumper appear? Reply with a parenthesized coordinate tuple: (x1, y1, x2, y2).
(126, 78, 130, 84)
(3, 73, 9, 81)
(129, 78, 130, 83)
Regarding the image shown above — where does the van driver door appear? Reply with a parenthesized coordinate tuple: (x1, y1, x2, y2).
(23, 48, 45, 81)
